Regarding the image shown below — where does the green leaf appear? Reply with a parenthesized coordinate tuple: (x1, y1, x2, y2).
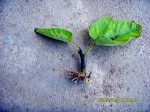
(89, 16, 142, 46)
(35, 28, 73, 43)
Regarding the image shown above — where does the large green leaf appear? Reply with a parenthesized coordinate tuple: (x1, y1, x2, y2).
(35, 28, 73, 43)
(89, 16, 142, 46)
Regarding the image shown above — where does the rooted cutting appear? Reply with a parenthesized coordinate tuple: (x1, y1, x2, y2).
(35, 16, 142, 83)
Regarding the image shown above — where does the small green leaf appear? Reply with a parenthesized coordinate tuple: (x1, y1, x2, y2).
(89, 16, 142, 46)
(35, 28, 73, 43)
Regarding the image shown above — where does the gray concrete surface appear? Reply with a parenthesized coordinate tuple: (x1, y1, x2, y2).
(0, 0, 150, 112)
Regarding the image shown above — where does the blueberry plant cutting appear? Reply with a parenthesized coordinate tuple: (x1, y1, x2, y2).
(35, 16, 142, 83)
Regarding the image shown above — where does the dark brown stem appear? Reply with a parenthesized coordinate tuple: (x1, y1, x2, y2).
(78, 48, 86, 74)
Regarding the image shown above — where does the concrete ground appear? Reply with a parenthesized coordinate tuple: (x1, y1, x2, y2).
(0, 0, 150, 112)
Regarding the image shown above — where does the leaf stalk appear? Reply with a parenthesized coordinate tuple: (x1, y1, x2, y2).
(70, 42, 80, 52)
(84, 44, 96, 56)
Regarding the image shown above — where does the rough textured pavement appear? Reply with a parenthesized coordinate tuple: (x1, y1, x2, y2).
(0, 0, 150, 112)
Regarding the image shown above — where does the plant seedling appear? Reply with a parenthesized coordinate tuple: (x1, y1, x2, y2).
(34, 16, 142, 83)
